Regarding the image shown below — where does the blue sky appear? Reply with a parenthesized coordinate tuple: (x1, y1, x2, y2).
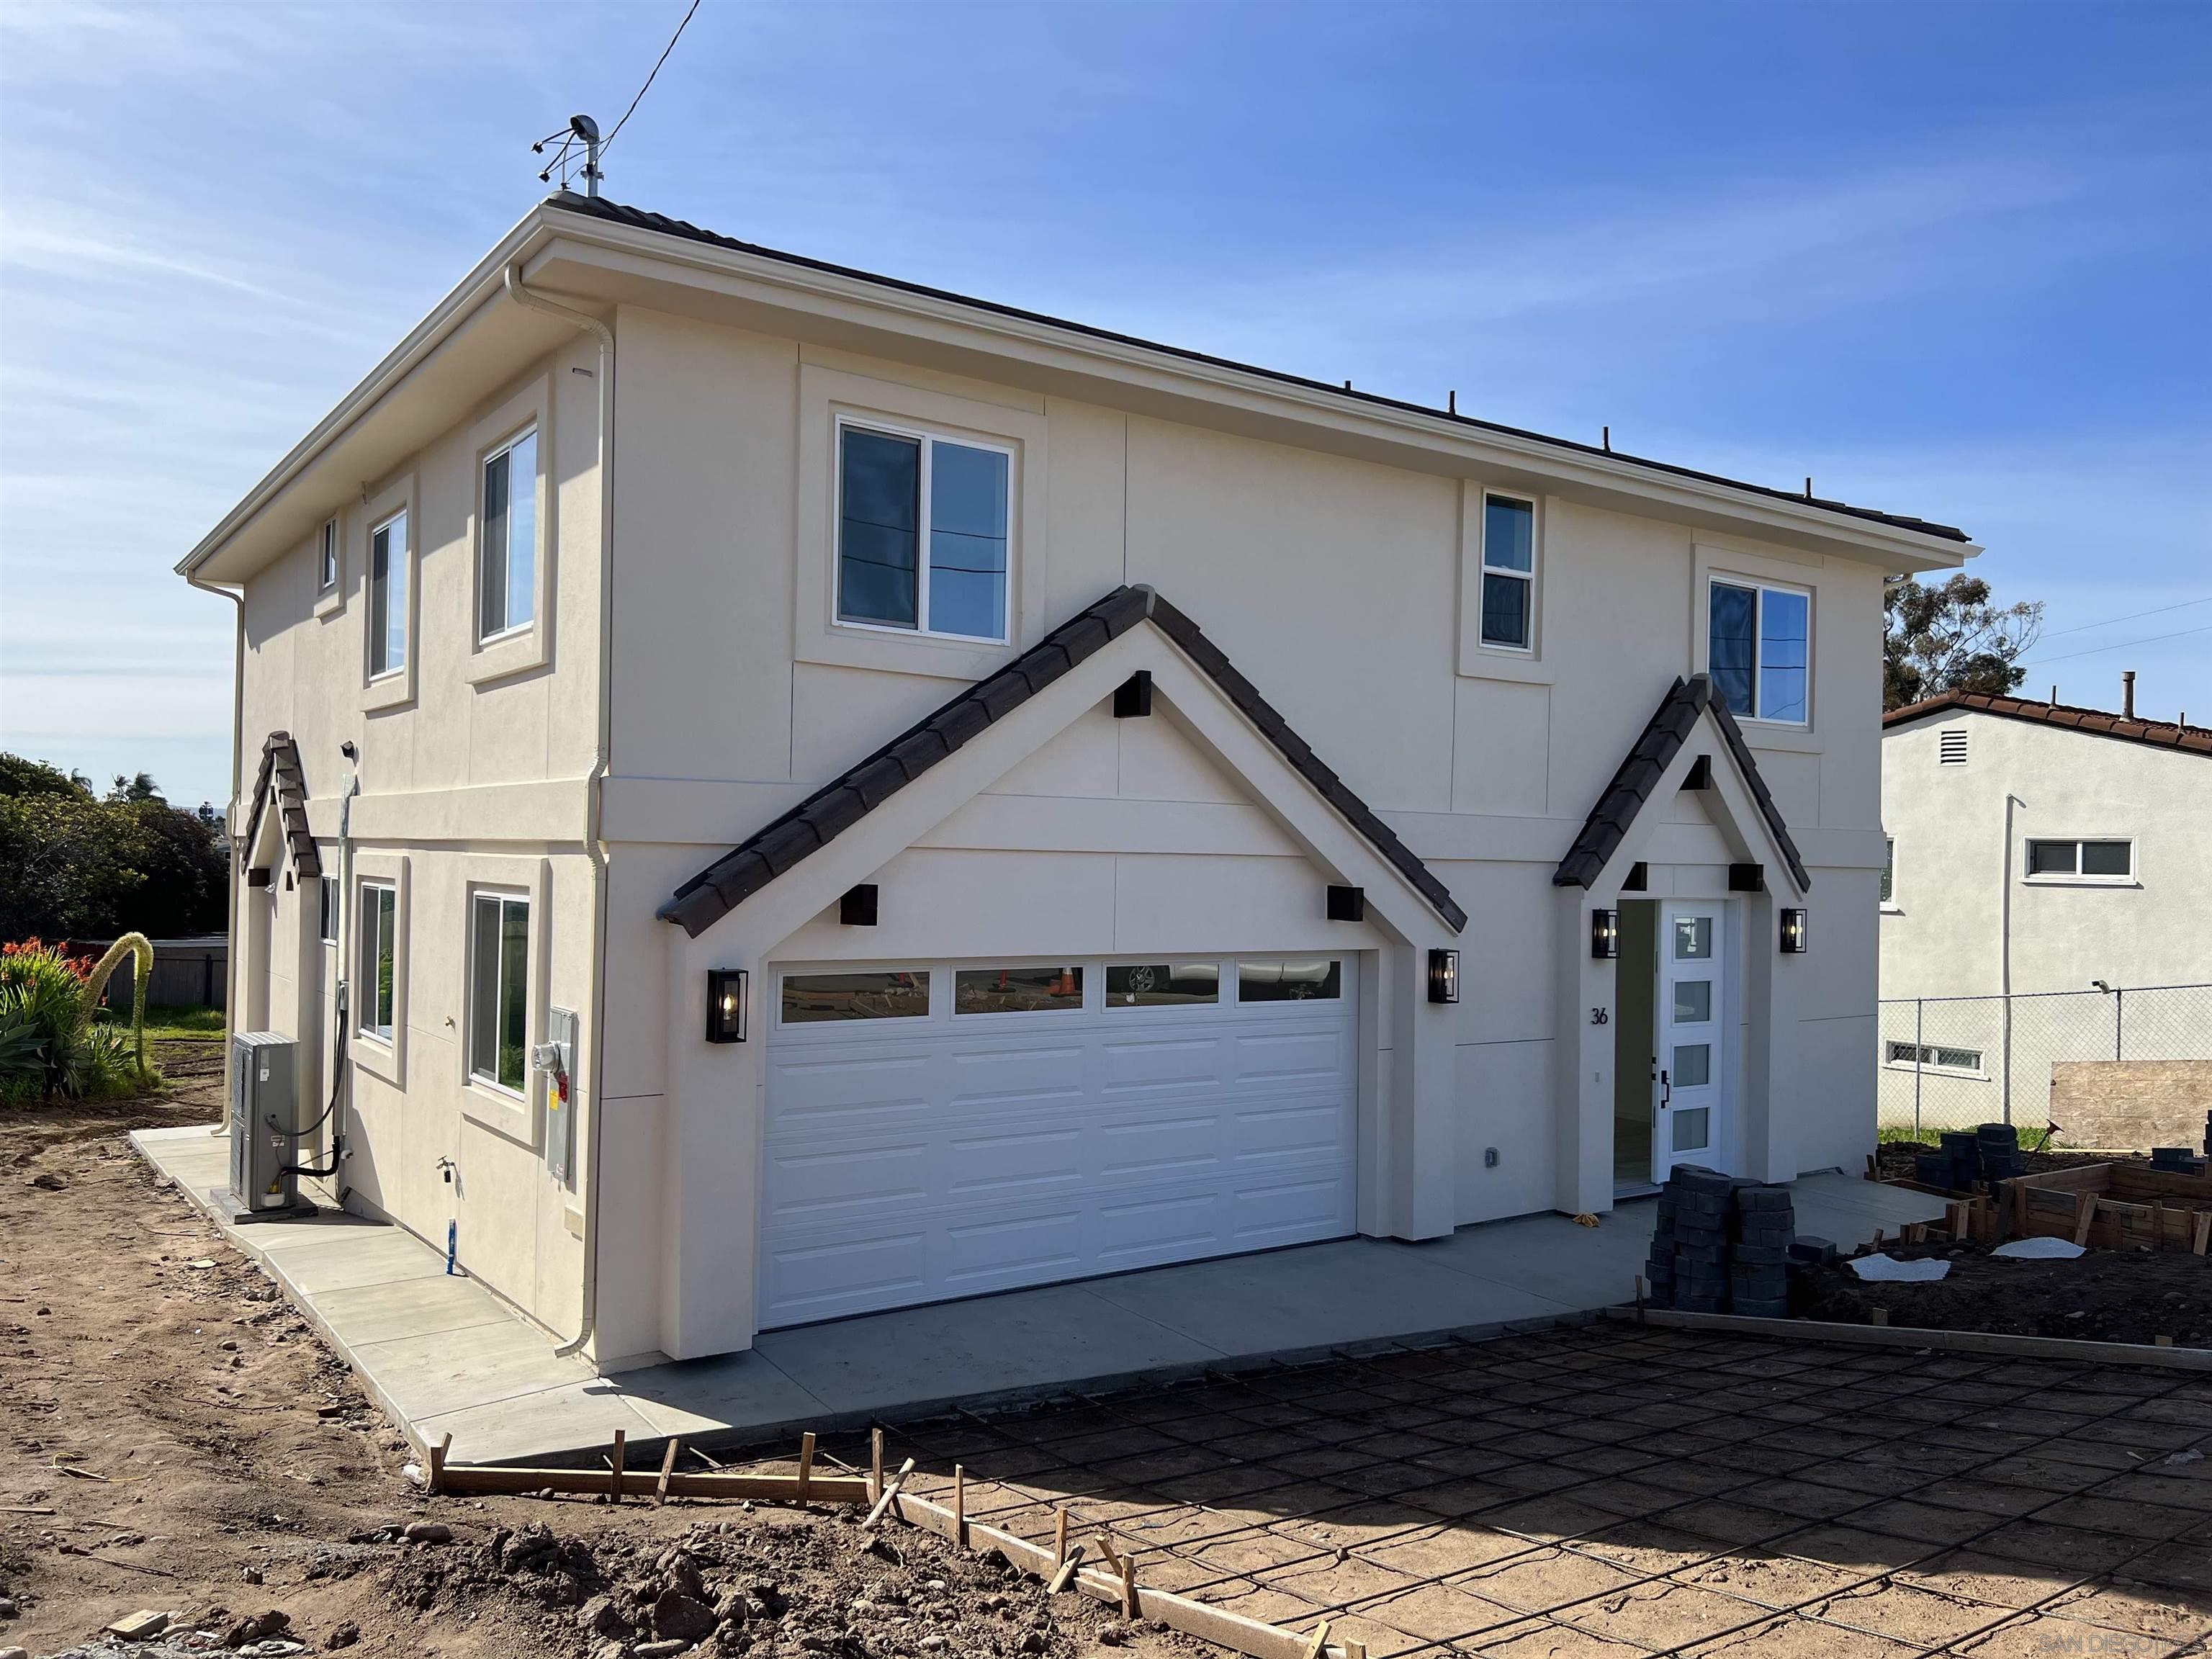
(3, 0, 2206, 808)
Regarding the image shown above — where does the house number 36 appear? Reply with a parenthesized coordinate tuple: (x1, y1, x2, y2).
(1589, 1007, 1610, 1025)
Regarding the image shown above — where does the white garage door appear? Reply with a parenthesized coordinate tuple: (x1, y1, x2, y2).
(759, 956, 1358, 1328)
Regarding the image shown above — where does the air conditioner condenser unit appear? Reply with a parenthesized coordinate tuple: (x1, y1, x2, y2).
(217, 1031, 315, 1223)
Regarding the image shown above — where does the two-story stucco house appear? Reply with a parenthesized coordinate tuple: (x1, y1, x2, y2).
(182, 192, 1974, 1370)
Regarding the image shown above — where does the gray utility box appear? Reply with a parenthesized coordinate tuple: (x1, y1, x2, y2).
(220, 1031, 311, 1222)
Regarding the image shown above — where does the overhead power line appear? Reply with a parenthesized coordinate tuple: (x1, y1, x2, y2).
(603, 0, 703, 156)
(2038, 593, 2212, 640)
(2019, 623, 2212, 668)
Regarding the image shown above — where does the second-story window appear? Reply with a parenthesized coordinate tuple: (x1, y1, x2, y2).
(369, 509, 409, 679)
(1709, 577, 1809, 724)
(1478, 495, 1536, 649)
(318, 518, 338, 593)
(479, 429, 538, 639)
(837, 421, 1010, 643)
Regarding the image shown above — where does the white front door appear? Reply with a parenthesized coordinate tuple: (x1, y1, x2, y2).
(758, 955, 1359, 1328)
(1653, 902, 1728, 1182)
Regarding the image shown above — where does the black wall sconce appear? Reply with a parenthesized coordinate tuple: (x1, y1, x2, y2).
(1114, 670, 1154, 719)
(840, 884, 878, 927)
(1428, 948, 1460, 1004)
(706, 968, 748, 1043)
(1591, 908, 1620, 959)
(1779, 908, 1809, 954)
(1326, 884, 1365, 922)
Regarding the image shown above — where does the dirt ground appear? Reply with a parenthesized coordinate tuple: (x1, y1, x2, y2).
(1796, 1238, 2212, 1346)
(1873, 1138, 2174, 1184)
(7, 1056, 2211, 1658)
(0, 1043, 1193, 1659)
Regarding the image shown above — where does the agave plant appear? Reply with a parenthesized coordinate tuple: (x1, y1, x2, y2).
(0, 935, 156, 1100)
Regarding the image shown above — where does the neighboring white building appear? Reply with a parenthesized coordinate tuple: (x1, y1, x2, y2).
(1877, 688, 2212, 1127)
(183, 192, 1973, 1370)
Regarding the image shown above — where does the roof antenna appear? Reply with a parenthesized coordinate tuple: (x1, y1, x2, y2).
(1603, 425, 1611, 452)
(1804, 477, 1814, 500)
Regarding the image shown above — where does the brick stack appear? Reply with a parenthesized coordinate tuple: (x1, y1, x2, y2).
(1916, 1131, 1985, 1191)
(2152, 1146, 2209, 1176)
(1646, 1166, 1794, 1313)
(1730, 1185, 1794, 1316)
(1976, 1123, 2023, 1182)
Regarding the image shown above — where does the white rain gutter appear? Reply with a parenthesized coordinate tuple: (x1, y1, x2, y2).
(500, 264, 615, 1364)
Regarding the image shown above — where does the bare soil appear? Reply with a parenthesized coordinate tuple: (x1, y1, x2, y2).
(1873, 1137, 2167, 1184)
(0, 1042, 1195, 1659)
(1795, 1236, 2212, 1345)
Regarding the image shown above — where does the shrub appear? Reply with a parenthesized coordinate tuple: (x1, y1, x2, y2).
(0, 937, 158, 1102)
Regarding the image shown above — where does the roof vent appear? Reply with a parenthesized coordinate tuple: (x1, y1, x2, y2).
(1938, 728, 1969, 767)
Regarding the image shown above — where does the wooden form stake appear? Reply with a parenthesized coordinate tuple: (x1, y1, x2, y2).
(953, 1465, 966, 1547)
(1120, 1550, 1139, 1619)
(608, 1430, 626, 1504)
(2195, 1213, 2211, 1256)
(2074, 1195, 2100, 1247)
(864, 1457, 914, 1529)
(1047, 1544, 1086, 1595)
(427, 1432, 451, 1497)
(871, 1427, 885, 1501)
(1054, 1507, 1069, 1566)
(798, 1431, 817, 1505)
(1301, 1622, 1332, 1659)
(656, 1439, 680, 1506)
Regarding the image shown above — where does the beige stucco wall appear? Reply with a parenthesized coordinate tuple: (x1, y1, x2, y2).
(230, 337, 607, 1339)
(223, 285, 1917, 1367)
(595, 306, 1900, 1357)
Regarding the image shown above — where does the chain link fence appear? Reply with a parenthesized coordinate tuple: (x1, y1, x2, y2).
(1877, 982, 2212, 1138)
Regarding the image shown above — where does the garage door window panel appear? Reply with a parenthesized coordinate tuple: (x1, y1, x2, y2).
(955, 965, 1084, 1015)
(781, 970, 931, 1024)
(1236, 959, 1342, 1003)
(1107, 962, 1220, 1007)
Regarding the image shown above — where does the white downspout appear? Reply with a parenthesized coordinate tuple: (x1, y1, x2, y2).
(502, 263, 615, 1362)
(186, 575, 246, 1132)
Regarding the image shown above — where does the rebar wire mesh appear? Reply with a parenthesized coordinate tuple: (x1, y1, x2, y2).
(1878, 981, 2212, 1136)
(787, 1323, 2211, 1659)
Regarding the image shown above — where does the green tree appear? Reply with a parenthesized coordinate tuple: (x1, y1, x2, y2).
(0, 755, 229, 941)
(1884, 574, 2044, 711)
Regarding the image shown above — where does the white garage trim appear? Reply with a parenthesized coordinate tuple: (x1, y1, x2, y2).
(758, 953, 1358, 1327)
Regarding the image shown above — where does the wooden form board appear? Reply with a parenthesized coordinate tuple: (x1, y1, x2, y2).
(2002, 1162, 2212, 1254)
(1608, 1305, 2211, 1368)
(881, 1486, 1367, 1659)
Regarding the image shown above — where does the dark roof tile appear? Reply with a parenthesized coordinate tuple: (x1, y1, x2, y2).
(1553, 678, 1809, 894)
(660, 583, 1467, 936)
(1887, 690, 2212, 756)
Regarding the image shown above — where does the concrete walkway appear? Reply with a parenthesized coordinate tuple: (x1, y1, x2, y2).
(132, 1124, 1946, 1467)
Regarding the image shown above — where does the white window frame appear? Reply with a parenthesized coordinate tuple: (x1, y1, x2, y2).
(1476, 493, 1538, 654)
(2023, 837, 2136, 886)
(357, 879, 399, 1045)
(367, 508, 410, 682)
(1879, 837, 1899, 912)
(318, 868, 338, 944)
(475, 425, 539, 644)
(318, 517, 339, 593)
(834, 415, 1015, 647)
(1707, 575, 1812, 728)
(1882, 1040, 1987, 1080)
(467, 889, 532, 1099)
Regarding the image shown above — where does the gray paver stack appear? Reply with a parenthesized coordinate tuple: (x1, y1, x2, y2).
(1644, 1164, 1794, 1316)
